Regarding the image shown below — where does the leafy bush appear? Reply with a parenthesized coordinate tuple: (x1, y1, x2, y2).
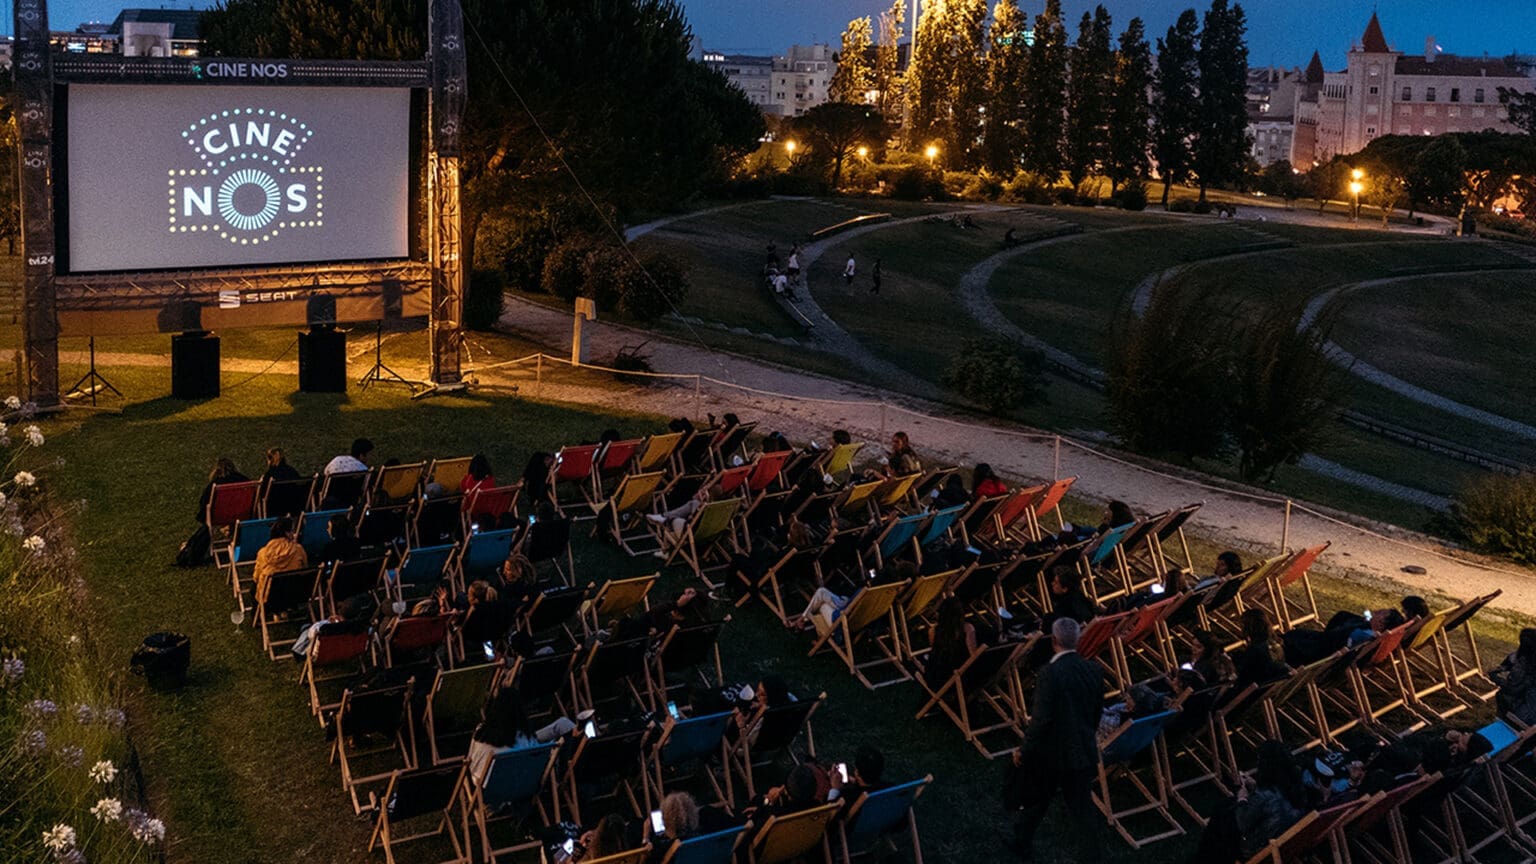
(1452, 473, 1536, 562)
(960, 172, 1006, 201)
(1167, 198, 1196, 213)
(943, 339, 1048, 415)
(1191, 199, 1214, 214)
(1229, 308, 1350, 482)
(1053, 187, 1078, 206)
(1003, 172, 1055, 205)
(1482, 212, 1536, 241)
(579, 247, 689, 322)
(464, 269, 507, 331)
(887, 165, 944, 201)
(1117, 181, 1149, 211)
(540, 238, 592, 301)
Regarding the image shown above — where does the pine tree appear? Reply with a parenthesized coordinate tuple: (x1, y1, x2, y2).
(830, 16, 876, 104)
(1020, 0, 1069, 181)
(1066, 5, 1114, 191)
(873, 0, 906, 119)
(1152, 9, 1199, 205)
(906, 0, 950, 148)
(1106, 17, 1153, 192)
(982, 0, 1029, 175)
(946, 0, 989, 169)
(1194, 0, 1251, 200)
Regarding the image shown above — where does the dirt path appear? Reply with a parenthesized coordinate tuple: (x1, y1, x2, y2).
(492, 294, 1536, 617)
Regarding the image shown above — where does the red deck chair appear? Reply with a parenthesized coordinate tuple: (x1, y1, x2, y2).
(594, 438, 644, 491)
(379, 614, 455, 669)
(549, 444, 602, 518)
(301, 625, 372, 718)
(1269, 541, 1330, 631)
(973, 485, 1044, 546)
(715, 464, 754, 498)
(206, 480, 262, 538)
(1025, 476, 1076, 538)
(745, 450, 793, 497)
(463, 483, 521, 532)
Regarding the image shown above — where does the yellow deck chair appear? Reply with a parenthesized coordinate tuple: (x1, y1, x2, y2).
(584, 573, 659, 636)
(749, 801, 841, 864)
(593, 470, 667, 555)
(636, 431, 686, 474)
(895, 570, 954, 664)
(821, 442, 865, 482)
(425, 457, 474, 497)
(663, 498, 743, 588)
(835, 480, 884, 522)
(872, 473, 921, 513)
(373, 461, 426, 504)
(807, 580, 910, 689)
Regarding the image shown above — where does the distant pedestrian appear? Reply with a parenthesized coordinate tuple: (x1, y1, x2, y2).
(870, 258, 882, 294)
(787, 246, 801, 283)
(772, 271, 789, 296)
(843, 255, 856, 286)
(766, 242, 779, 268)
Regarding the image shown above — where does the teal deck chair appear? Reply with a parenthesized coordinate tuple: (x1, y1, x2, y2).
(297, 508, 351, 560)
(838, 776, 932, 864)
(1089, 520, 1135, 567)
(474, 742, 561, 863)
(460, 528, 517, 583)
(917, 504, 966, 550)
(660, 824, 749, 864)
(876, 513, 927, 563)
(654, 710, 736, 804)
(227, 516, 279, 610)
(395, 543, 458, 599)
(1096, 709, 1184, 848)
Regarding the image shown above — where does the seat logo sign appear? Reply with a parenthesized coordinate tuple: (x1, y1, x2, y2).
(169, 108, 323, 246)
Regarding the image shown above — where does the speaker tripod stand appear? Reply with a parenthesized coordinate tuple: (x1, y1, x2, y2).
(357, 322, 423, 392)
(65, 336, 121, 406)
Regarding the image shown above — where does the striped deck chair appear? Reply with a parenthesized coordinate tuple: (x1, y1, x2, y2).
(378, 613, 455, 669)
(296, 507, 350, 560)
(649, 710, 737, 806)
(1266, 541, 1329, 631)
(662, 498, 743, 589)
(463, 484, 521, 533)
(594, 471, 667, 555)
(894, 570, 952, 665)
(469, 742, 561, 863)
(807, 580, 910, 689)
(594, 437, 645, 496)
(584, 573, 658, 636)
(205, 479, 261, 547)
(1239, 796, 1364, 864)
(837, 777, 932, 864)
(261, 474, 315, 519)
(365, 762, 470, 864)
(256, 566, 320, 659)
(635, 431, 686, 474)
(1025, 476, 1076, 539)
(710, 421, 758, 470)
(868, 512, 927, 569)
(456, 528, 517, 588)
(224, 515, 278, 609)
(870, 472, 921, 516)
(753, 543, 826, 623)
(549, 443, 602, 518)
(333, 680, 418, 814)
(820, 442, 864, 483)
(424, 662, 499, 765)
(317, 469, 371, 510)
(1094, 709, 1185, 848)
(748, 801, 841, 864)
(914, 639, 1031, 758)
(371, 461, 425, 505)
(300, 621, 372, 718)
(392, 543, 458, 601)
(834, 480, 883, 524)
(658, 824, 749, 864)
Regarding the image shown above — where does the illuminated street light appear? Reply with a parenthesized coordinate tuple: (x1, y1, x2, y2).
(1349, 179, 1364, 223)
(1351, 167, 1364, 181)
(785, 140, 797, 155)
(857, 145, 869, 159)
(925, 144, 939, 168)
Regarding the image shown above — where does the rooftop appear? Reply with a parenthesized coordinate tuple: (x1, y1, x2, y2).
(106, 9, 202, 40)
(1394, 55, 1524, 78)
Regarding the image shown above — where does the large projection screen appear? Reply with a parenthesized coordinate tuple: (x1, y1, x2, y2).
(64, 84, 411, 273)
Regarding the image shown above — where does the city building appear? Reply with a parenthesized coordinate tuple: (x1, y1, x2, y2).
(702, 51, 776, 113)
(108, 8, 203, 57)
(1246, 66, 1302, 167)
(703, 43, 835, 118)
(1294, 12, 1535, 165)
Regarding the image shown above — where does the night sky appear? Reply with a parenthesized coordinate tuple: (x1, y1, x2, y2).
(24, 0, 1536, 71)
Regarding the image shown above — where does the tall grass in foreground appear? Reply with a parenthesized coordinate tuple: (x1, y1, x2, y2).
(0, 401, 164, 862)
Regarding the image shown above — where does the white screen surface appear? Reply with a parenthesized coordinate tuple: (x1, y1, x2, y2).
(66, 84, 411, 272)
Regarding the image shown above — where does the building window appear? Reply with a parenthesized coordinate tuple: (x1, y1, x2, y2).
(1450, 88, 1460, 102)
(1367, 127, 1376, 136)
(1369, 85, 1379, 95)
(1475, 88, 1486, 103)
(1426, 87, 1437, 102)
(1402, 86, 1412, 100)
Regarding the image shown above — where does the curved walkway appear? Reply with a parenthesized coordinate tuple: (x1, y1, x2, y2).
(623, 199, 782, 242)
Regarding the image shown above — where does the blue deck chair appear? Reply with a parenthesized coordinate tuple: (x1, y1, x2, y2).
(654, 711, 736, 804)
(474, 741, 561, 863)
(1096, 709, 1184, 848)
(659, 824, 749, 864)
(460, 528, 517, 584)
(837, 776, 932, 864)
(394, 543, 458, 599)
(226, 516, 279, 610)
(297, 508, 351, 561)
(876, 513, 927, 565)
(917, 504, 966, 550)
(1089, 521, 1135, 567)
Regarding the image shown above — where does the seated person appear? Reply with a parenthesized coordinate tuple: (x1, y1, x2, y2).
(1184, 628, 1238, 689)
(828, 745, 885, 804)
(646, 484, 721, 558)
(466, 686, 577, 783)
(1098, 500, 1136, 533)
(461, 453, 499, 523)
(460, 579, 512, 653)
(642, 586, 708, 635)
(971, 463, 1008, 500)
(553, 814, 629, 864)
(1492, 628, 1536, 726)
(787, 560, 914, 633)
(1281, 607, 1404, 667)
(253, 517, 308, 605)
(744, 763, 822, 827)
(318, 513, 360, 564)
(324, 437, 373, 476)
(1192, 740, 1306, 862)
(1098, 683, 1168, 743)
(1234, 609, 1291, 690)
(291, 593, 375, 661)
(732, 675, 794, 745)
(648, 791, 700, 863)
(924, 597, 981, 687)
(196, 457, 248, 523)
(1192, 550, 1244, 592)
(262, 447, 302, 483)
(1040, 566, 1101, 629)
(875, 432, 921, 478)
(932, 475, 971, 509)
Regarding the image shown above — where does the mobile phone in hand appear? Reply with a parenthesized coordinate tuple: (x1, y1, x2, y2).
(836, 762, 849, 783)
(650, 809, 665, 833)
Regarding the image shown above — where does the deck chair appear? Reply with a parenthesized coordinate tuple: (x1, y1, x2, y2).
(1347, 620, 1418, 735)
(519, 515, 575, 584)
(1240, 797, 1361, 864)
(560, 726, 652, 823)
(820, 442, 865, 483)
(833, 480, 883, 524)
(1025, 476, 1075, 538)
(734, 693, 826, 798)
(1450, 720, 1536, 861)
(594, 438, 645, 495)
(256, 566, 320, 659)
(318, 469, 371, 509)
(1395, 608, 1469, 723)
(261, 474, 315, 519)
(205, 479, 261, 540)
(650, 710, 736, 806)
(658, 825, 750, 864)
(424, 663, 499, 765)
(754, 543, 826, 624)
(392, 543, 458, 600)
(893, 570, 952, 665)
(222, 515, 277, 606)
(1344, 773, 1438, 864)
(806, 581, 909, 689)
(661, 498, 742, 588)
(357, 501, 410, 548)
(1160, 684, 1235, 823)
(837, 776, 931, 864)
(412, 494, 465, 547)
(456, 528, 517, 587)
(745, 450, 794, 497)
(749, 801, 841, 864)
(333, 680, 417, 814)
(550, 443, 603, 517)
(324, 556, 386, 615)
(521, 585, 588, 646)
(469, 742, 561, 864)
(1267, 541, 1329, 631)
(425, 457, 474, 500)
(971, 485, 1044, 547)
(1094, 709, 1184, 847)
(507, 650, 579, 723)
(372, 461, 426, 505)
(366, 762, 470, 864)
(300, 621, 372, 717)
(593, 470, 667, 555)
(1083, 521, 1137, 604)
(463, 484, 521, 532)
(710, 421, 758, 470)
(868, 512, 927, 569)
(576, 636, 653, 712)
(653, 621, 730, 700)
(297, 507, 351, 561)
(911, 466, 958, 507)
(915, 639, 1031, 759)
(584, 573, 658, 636)
(635, 431, 686, 474)
(1437, 590, 1504, 703)
(581, 848, 651, 864)
(675, 425, 720, 475)
(378, 613, 454, 668)
(915, 504, 967, 556)
(870, 473, 921, 515)
(957, 492, 1009, 545)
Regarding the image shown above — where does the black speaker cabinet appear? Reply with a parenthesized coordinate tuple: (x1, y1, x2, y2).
(170, 332, 220, 400)
(298, 326, 347, 393)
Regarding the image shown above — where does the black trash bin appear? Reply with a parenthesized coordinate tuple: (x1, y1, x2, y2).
(130, 632, 191, 686)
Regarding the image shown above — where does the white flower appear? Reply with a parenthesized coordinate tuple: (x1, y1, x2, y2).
(23, 535, 45, 554)
(126, 809, 166, 843)
(41, 824, 75, 852)
(0, 422, 7, 436)
(89, 760, 116, 783)
(1, 656, 21, 684)
(68, 635, 82, 647)
(13, 470, 36, 488)
(25, 425, 43, 447)
(4, 396, 20, 410)
(91, 797, 123, 822)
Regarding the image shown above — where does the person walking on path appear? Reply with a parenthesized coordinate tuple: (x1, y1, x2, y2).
(843, 254, 856, 286)
(787, 246, 801, 285)
(870, 258, 882, 294)
(1005, 617, 1103, 863)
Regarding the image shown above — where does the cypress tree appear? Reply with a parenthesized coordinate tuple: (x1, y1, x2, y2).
(1152, 9, 1199, 205)
(982, 0, 1029, 175)
(1066, 5, 1114, 191)
(1020, 0, 1068, 181)
(1194, 0, 1251, 200)
(1106, 17, 1153, 192)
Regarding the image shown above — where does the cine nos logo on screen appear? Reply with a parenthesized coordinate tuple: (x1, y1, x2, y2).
(168, 107, 325, 247)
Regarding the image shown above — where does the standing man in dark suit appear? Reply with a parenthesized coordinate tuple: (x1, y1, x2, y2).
(1006, 617, 1103, 862)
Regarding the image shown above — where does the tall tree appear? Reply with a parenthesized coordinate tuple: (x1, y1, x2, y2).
(1151, 9, 1199, 205)
(1065, 5, 1114, 191)
(1500, 87, 1536, 137)
(982, 0, 1030, 175)
(873, 0, 906, 119)
(945, 0, 990, 168)
(905, 0, 950, 148)
(1194, 0, 1251, 200)
(789, 103, 887, 190)
(1105, 17, 1153, 193)
(830, 16, 876, 104)
(1020, 0, 1069, 180)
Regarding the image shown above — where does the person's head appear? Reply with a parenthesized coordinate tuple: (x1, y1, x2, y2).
(1215, 551, 1243, 578)
(1050, 565, 1083, 596)
(599, 429, 622, 445)
(522, 451, 553, 482)
(349, 438, 374, 463)
(467, 580, 498, 606)
(1254, 740, 1302, 797)
(1371, 609, 1405, 633)
(590, 814, 628, 856)
(1051, 616, 1081, 654)
(501, 554, 536, 587)
(784, 763, 818, 806)
(1125, 683, 1165, 715)
(1192, 628, 1222, 662)
(535, 500, 557, 522)
(209, 457, 239, 482)
(1421, 735, 1456, 774)
(468, 453, 492, 481)
(660, 791, 700, 840)
(786, 515, 812, 548)
(269, 517, 295, 542)
(1446, 729, 1494, 761)
(934, 596, 967, 645)
(1240, 608, 1273, 646)
(722, 413, 739, 428)
(757, 675, 790, 709)
(265, 447, 287, 469)
(1106, 500, 1134, 527)
(327, 513, 350, 540)
(1401, 596, 1430, 620)
(973, 463, 996, 487)
(891, 431, 911, 453)
(854, 745, 885, 786)
(1162, 568, 1189, 594)
(477, 686, 531, 747)
(832, 429, 852, 446)
(335, 592, 375, 623)
(668, 417, 695, 434)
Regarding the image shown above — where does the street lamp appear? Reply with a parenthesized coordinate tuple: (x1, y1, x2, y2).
(925, 144, 939, 169)
(1349, 179, 1364, 223)
(856, 145, 869, 160)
